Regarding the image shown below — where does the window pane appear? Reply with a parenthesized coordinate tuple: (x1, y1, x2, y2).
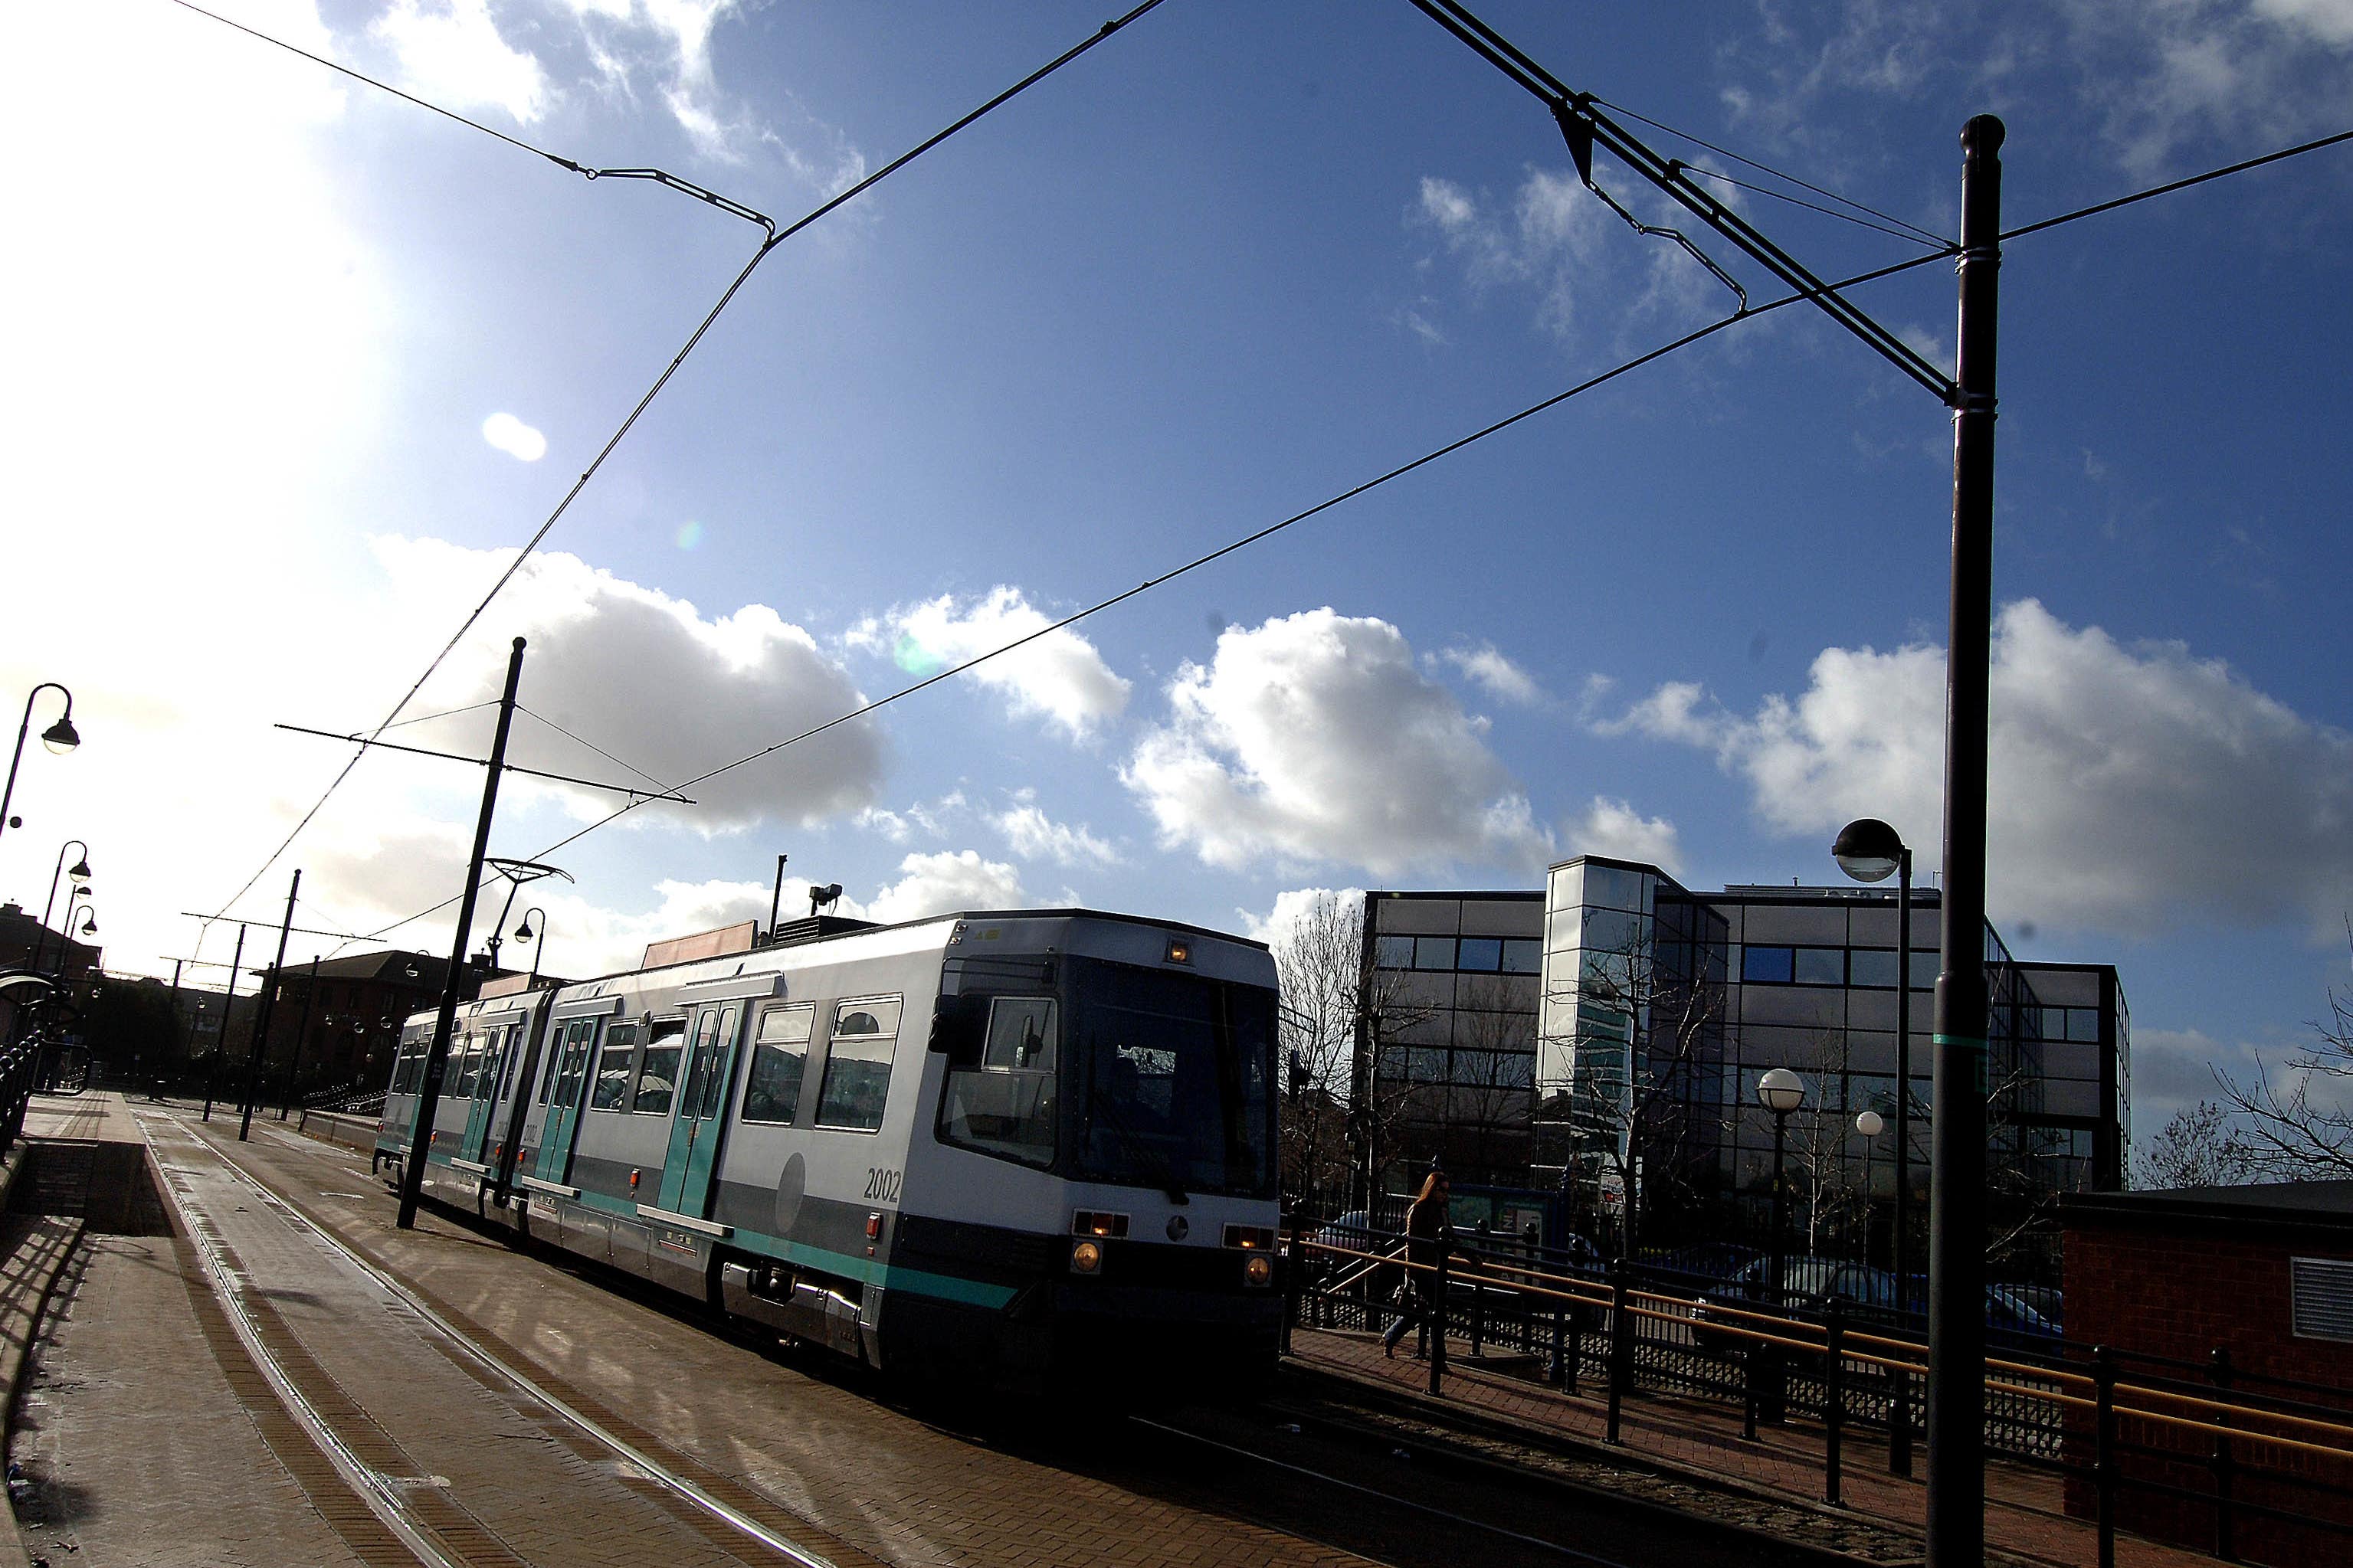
(589, 1022, 638, 1111)
(1794, 948, 1845, 986)
(1585, 865, 1647, 912)
(984, 997, 1058, 1071)
(1375, 935, 1415, 970)
(818, 997, 900, 1130)
(634, 1018, 686, 1115)
(1908, 951, 1939, 990)
(1849, 948, 1898, 988)
(940, 1067, 1056, 1164)
(1457, 937, 1503, 972)
(1500, 938, 1542, 974)
(742, 1003, 811, 1124)
(1743, 946, 1794, 984)
(2067, 1007, 2103, 1043)
(1413, 936, 1457, 971)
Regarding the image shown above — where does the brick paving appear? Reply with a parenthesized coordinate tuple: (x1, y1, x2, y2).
(1290, 1322, 2219, 1568)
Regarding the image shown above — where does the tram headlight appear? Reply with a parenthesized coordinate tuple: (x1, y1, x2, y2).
(1070, 1239, 1103, 1275)
(1244, 1253, 1274, 1288)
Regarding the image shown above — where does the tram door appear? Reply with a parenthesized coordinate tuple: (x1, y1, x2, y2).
(459, 1026, 506, 1162)
(657, 1003, 742, 1216)
(535, 1020, 596, 1183)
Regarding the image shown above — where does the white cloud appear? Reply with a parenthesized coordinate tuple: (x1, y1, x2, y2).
(1607, 599, 2353, 937)
(864, 849, 1028, 925)
(1440, 643, 1545, 705)
(991, 791, 1117, 866)
(480, 411, 547, 462)
(854, 791, 966, 844)
(1239, 885, 1365, 948)
(1122, 610, 1554, 879)
(370, 538, 888, 830)
(372, 0, 549, 125)
(551, 0, 867, 179)
(1566, 797, 1683, 873)
(847, 586, 1130, 739)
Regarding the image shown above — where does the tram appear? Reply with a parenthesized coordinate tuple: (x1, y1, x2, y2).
(375, 908, 1283, 1392)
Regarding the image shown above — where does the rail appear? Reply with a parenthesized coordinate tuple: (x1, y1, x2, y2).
(1288, 1224, 2353, 1563)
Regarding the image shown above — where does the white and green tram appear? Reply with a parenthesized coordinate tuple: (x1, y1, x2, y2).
(376, 908, 1283, 1392)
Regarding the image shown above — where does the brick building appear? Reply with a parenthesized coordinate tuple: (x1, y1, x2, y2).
(2060, 1181, 2353, 1560)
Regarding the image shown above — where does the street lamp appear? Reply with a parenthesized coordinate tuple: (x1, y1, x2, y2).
(1855, 1108, 1885, 1263)
(513, 906, 548, 987)
(1756, 1066, 1805, 1301)
(480, 859, 570, 977)
(0, 682, 80, 851)
(1834, 814, 1917, 1475)
(31, 839, 92, 975)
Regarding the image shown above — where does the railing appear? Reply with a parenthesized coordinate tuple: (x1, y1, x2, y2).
(0, 1042, 41, 1156)
(1290, 1225, 2353, 1563)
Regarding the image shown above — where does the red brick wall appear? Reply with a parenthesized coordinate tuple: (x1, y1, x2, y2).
(2063, 1222, 2353, 1565)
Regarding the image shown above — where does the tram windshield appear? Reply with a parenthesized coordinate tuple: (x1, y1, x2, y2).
(1064, 957, 1276, 1200)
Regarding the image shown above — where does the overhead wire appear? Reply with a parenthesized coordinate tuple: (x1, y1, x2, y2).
(1676, 164, 1949, 247)
(306, 90, 2353, 957)
(516, 706, 670, 794)
(199, 0, 1174, 925)
(1592, 95, 1951, 247)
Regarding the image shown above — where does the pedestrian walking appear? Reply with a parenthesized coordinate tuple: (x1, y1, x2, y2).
(1382, 1168, 1457, 1358)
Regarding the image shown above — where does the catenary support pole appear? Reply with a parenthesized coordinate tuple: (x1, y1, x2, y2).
(240, 869, 300, 1140)
(1892, 842, 1915, 1476)
(768, 853, 788, 941)
(279, 955, 320, 1118)
(202, 923, 247, 1122)
(1928, 113, 2003, 1568)
(398, 637, 526, 1230)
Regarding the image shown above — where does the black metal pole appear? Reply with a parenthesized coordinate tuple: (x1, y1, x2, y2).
(279, 956, 320, 1119)
(202, 923, 246, 1122)
(398, 637, 526, 1230)
(1892, 842, 1915, 1476)
(241, 869, 300, 1141)
(768, 852, 788, 941)
(1769, 1109, 1789, 1301)
(162, 959, 184, 1097)
(1929, 113, 2003, 1568)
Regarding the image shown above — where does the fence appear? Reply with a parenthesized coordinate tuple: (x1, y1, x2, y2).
(1291, 1222, 2353, 1563)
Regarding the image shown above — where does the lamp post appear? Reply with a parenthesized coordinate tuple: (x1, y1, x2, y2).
(1854, 1108, 1884, 1263)
(480, 859, 570, 978)
(1834, 814, 1918, 1475)
(30, 840, 92, 976)
(0, 683, 79, 852)
(513, 906, 548, 987)
(55, 887, 97, 973)
(1757, 1067, 1805, 1301)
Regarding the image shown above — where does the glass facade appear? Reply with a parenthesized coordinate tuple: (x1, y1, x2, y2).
(1351, 861, 2132, 1252)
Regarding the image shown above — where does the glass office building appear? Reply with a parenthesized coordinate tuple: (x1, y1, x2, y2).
(1354, 858, 2131, 1250)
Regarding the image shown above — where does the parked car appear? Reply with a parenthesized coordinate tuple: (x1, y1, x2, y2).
(1689, 1256, 2063, 1358)
(1645, 1241, 1763, 1285)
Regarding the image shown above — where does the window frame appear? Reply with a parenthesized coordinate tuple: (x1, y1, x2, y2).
(814, 994, 902, 1134)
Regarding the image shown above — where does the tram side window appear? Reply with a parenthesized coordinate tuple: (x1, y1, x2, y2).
(634, 1017, 688, 1115)
(938, 997, 1057, 1166)
(589, 1022, 640, 1111)
(742, 1003, 812, 1124)
(445, 1033, 473, 1095)
(816, 997, 902, 1132)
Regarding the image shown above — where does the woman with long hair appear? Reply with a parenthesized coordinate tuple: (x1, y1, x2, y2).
(1381, 1167, 1456, 1357)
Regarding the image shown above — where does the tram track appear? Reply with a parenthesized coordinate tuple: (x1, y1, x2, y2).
(162, 1107, 1874, 1568)
(139, 1105, 862, 1568)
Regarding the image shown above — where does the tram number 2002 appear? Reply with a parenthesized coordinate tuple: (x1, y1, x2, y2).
(863, 1167, 903, 1203)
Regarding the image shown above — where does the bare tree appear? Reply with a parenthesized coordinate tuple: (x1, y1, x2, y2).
(2136, 1101, 2260, 1190)
(1267, 891, 1435, 1216)
(2212, 927, 2353, 1179)
(1544, 924, 1724, 1257)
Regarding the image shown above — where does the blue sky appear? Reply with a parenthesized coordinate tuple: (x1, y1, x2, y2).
(4, 1, 2349, 1142)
